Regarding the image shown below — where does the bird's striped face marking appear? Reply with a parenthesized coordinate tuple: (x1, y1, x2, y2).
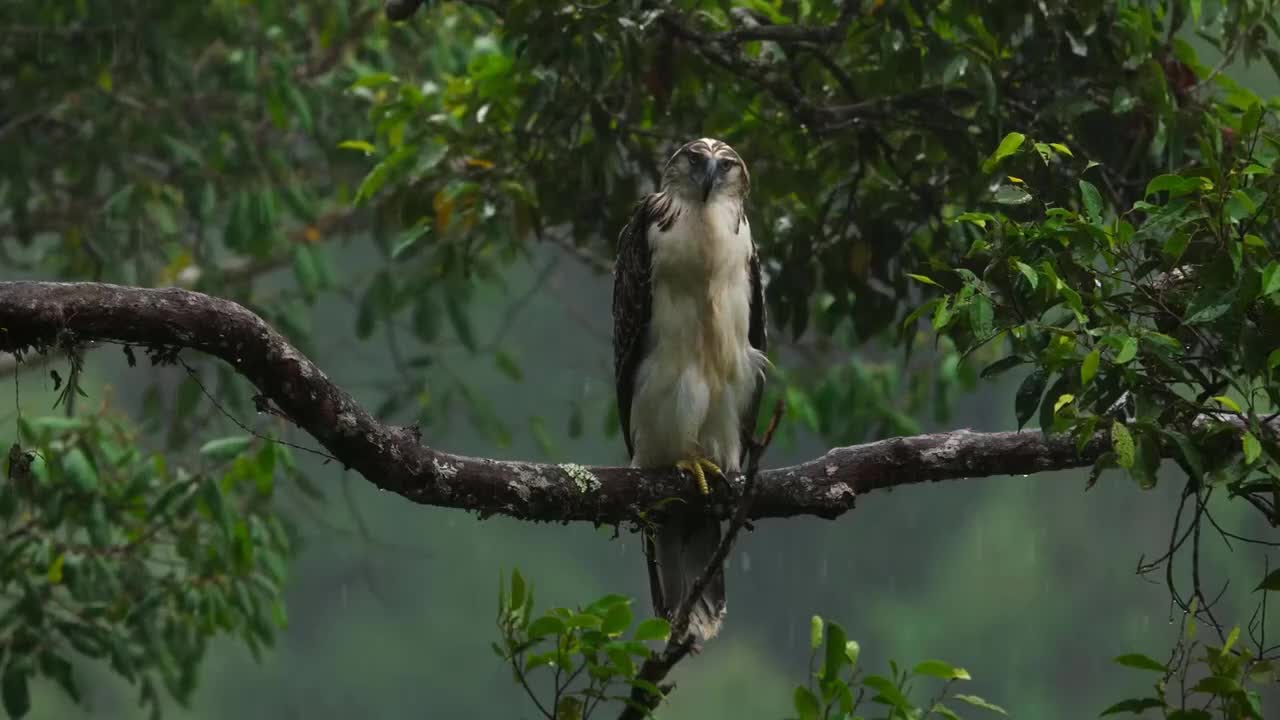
(661, 138, 750, 203)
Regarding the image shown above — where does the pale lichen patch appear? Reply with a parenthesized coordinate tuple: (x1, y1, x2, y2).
(559, 463, 600, 493)
(336, 411, 359, 434)
(826, 482, 855, 501)
(432, 457, 459, 479)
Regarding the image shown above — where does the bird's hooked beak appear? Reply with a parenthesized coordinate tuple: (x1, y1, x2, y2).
(700, 156, 719, 202)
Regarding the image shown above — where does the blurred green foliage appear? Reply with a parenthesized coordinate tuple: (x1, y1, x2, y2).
(3, 412, 289, 718)
(3, 0, 1280, 717)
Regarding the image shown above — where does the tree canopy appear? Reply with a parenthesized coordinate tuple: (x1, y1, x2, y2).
(3, 0, 1280, 718)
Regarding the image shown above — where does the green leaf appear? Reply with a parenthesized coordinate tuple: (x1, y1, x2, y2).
(862, 675, 913, 711)
(633, 617, 670, 642)
(1100, 698, 1165, 715)
(1013, 260, 1039, 289)
(1079, 180, 1103, 223)
(1111, 422, 1135, 469)
(953, 694, 1008, 715)
(981, 355, 1025, 379)
(529, 416, 555, 457)
(822, 621, 848, 683)
(337, 140, 375, 154)
(913, 659, 971, 681)
(293, 244, 322, 298)
(602, 601, 632, 636)
(1081, 349, 1100, 386)
(509, 569, 526, 611)
(793, 686, 821, 720)
(354, 147, 413, 203)
(1164, 430, 1204, 481)
(494, 351, 523, 382)
(809, 615, 823, 650)
(1184, 290, 1235, 324)
(1243, 432, 1262, 464)
(1256, 569, 1280, 591)
(38, 653, 78, 704)
(1145, 174, 1208, 198)
(350, 72, 395, 89)
(1227, 189, 1257, 220)
(1113, 653, 1166, 672)
(1222, 625, 1240, 656)
(527, 615, 566, 639)
(983, 131, 1026, 172)
(1114, 336, 1138, 365)
(1190, 675, 1239, 695)
(1269, 348, 1280, 371)
(1014, 368, 1048, 430)
(47, 552, 65, 584)
(1242, 101, 1263, 140)
(1049, 142, 1073, 157)
(2, 663, 29, 719)
(969, 295, 994, 338)
(62, 448, 97, 491)
(200, 435, 253, 461)
(932, 704, 963, 720)
(906, 273, 942, 287)
(993, 184, 1033, 205)
(565, 613, 602, 630)
(954, 212, 994, 228)
(1211, 395, 1242, 413)
(148, 481, 190, 521)
(1261, 261, 1280, 297)
(932, 295, 955, 330)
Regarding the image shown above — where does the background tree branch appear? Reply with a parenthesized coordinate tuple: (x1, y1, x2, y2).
(0, 281, 1263, 526)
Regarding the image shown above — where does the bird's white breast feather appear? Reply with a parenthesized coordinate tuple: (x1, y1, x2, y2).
(629, 197, 765, 473)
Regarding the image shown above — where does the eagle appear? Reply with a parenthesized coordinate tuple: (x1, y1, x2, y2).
(612, 138, 767, 642)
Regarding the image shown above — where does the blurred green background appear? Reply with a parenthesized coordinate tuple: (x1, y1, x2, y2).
(4, 1, 1279, 717)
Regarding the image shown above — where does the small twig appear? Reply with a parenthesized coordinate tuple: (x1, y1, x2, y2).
(177, 357, 339, 463)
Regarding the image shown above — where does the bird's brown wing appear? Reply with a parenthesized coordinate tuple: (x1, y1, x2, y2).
(740, 242, 768, 462)
(613, 193, 679, 458)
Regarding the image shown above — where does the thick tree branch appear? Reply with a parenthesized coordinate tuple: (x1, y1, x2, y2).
(0, 281, 1234, 525)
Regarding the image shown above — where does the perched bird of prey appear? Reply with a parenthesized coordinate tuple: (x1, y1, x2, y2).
(612, 138, 767, 642)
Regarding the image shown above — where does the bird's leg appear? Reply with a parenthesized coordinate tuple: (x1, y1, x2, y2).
(675, 456, 722, 496)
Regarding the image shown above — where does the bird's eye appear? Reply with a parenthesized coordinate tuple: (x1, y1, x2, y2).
(686, 154, 699, 166)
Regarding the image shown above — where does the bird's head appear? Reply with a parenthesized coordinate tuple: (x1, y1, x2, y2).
(660, 138, 749, 204)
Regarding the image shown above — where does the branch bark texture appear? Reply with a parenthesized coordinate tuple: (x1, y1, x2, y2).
(2, 282, 1116, 523)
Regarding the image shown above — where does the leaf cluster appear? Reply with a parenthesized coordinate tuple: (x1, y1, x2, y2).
(494, 569, 672, 719)
(1, 412, 291, 718)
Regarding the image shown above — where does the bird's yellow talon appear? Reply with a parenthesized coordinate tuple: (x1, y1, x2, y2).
(676, 456, 721, 495)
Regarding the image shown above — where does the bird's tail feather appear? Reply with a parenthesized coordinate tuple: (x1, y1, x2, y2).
(646, 515, 725, 643)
